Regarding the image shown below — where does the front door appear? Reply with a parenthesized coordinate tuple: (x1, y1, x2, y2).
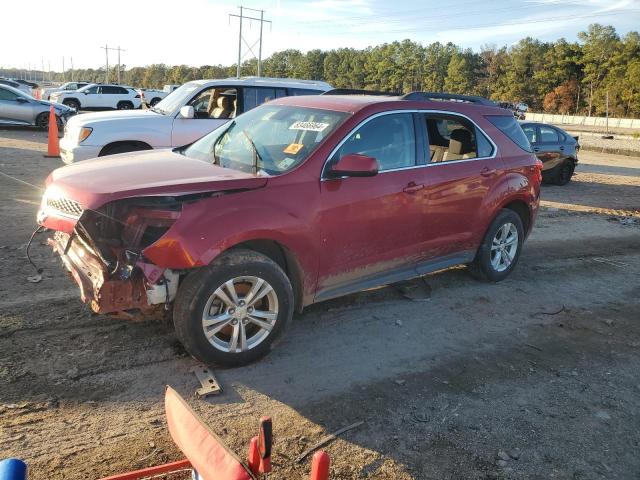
(421, 113, 504, 258)
(317, 112, 429, 297)
(171, 86, 236, 147)
(0, 88, 31, 125)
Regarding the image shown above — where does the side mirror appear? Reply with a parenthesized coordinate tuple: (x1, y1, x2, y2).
(84, 91, 90, 94)
(329, 153, 379, 178)
(179, 105, 194, 119)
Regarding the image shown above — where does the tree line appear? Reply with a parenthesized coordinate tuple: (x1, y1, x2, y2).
(3, 24, 638, 117)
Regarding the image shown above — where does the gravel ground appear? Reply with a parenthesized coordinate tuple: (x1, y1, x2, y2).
(566, 130, 640, 156)
(1, 128, 639, 479)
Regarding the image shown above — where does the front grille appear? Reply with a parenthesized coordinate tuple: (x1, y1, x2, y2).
(47, 197, 83, 218)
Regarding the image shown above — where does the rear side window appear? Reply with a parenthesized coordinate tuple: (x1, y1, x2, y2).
(486, 115, 532, 152)
(539, 125, 559, 143)
(423, 114, 493, 162)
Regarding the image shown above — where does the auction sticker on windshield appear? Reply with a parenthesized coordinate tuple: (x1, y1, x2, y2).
(289, 121, 329, 132)
(283, 143, 304, 154)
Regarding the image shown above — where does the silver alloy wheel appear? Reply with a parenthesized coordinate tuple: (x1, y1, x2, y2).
(201, 276, 279, 353)
(490, 222, 519, 272)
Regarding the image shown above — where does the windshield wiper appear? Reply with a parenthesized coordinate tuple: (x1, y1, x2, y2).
(241, 129, 262, 175)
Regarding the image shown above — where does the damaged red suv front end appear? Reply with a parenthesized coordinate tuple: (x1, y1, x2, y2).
(37, 150, 266, 315)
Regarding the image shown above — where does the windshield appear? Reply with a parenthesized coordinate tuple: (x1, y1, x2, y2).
(153, 82, 201, 115)
(183, 104, 348, 176)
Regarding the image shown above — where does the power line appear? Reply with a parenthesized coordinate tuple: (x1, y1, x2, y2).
(229, 6, 272, 77)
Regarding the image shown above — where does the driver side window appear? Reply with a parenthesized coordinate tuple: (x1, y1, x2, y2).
(188, 87, 237, 120)
(0, 88, 19, 101)
(336, 113, 416, 171)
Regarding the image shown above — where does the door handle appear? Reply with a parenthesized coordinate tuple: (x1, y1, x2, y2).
(533, 146, 540, 152)
(480, 167, 497, 177)
(559, 146, 564, 151)
(403, 182, 424, 194)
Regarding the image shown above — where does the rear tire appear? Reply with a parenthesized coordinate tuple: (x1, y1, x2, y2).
(117, 101, 134, 110)
(150, 97, 161, 107)
(173, 249, 294, 367)
(470, 209, 524, 282)
(551, 159, 575, 186)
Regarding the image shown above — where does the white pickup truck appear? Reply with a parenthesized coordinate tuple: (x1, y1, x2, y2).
(137, 84, 181, 107)
(59, 77, 332, 163)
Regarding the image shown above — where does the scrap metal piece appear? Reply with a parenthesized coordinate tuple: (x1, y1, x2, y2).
(192, 365, 222, 397)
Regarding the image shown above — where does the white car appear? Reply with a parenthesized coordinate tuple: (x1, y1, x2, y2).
(59, 77, 332, 164)
(40, 81, 91, 101)
(50, 84, 142, 112)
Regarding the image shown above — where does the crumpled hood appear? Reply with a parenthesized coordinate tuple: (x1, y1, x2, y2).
(40, 149, 268, 233)
(37, 99, 72, 113)
(66, 109, 162, 128)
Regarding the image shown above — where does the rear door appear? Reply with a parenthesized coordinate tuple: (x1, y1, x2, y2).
(317, 112, 430, 296)
(533, 124, 563, 170)
(420, 112, 502, 258)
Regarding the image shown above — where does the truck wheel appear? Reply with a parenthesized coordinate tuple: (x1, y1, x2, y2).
(117, 101, 134, 110)
(469, 209, 524, 282)
(63, 99, 80, 111)
(173, 249, 294, 367)
(150, 97, 161, 107)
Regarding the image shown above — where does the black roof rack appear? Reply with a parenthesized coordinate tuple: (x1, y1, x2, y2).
(401, 92, 497, 106)
(322, 88, 399, 96)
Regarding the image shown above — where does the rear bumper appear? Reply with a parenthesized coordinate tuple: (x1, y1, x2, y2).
(49, 231, 150, 314)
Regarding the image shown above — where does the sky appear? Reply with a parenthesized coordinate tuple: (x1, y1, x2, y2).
(2, 0, 639, 72)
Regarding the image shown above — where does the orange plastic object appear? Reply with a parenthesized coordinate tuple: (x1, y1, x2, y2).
(164, 386, 252, 480)
(309, 451, 330, 480)
(44, 105, 60, 158)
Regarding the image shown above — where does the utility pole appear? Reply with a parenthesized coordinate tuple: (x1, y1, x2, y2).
(229, 6, 271, 78)
(62, 58, 65, 82)
(605, 90, 609, 134)
(101, 45, 109, 83)
(101, 45, 125, 83)
(70, 57, 74, 81)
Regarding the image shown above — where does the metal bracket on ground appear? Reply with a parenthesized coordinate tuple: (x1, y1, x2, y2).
(191, 365, 223, 397)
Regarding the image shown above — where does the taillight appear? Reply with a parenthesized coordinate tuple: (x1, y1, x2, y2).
(534, 158, 543, 182)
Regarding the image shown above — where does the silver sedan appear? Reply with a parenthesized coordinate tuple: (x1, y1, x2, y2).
(0, 84, 76, 129)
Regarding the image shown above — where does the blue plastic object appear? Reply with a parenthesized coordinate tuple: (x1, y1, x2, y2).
(0, 459, 27, 480)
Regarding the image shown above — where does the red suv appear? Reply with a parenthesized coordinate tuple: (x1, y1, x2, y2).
(37, 92, 541, 366)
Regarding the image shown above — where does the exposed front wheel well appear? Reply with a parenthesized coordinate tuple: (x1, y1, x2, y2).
(502, 200, 531, 236)
(99, 141, 153, 156)
(231, 239, 305, 313)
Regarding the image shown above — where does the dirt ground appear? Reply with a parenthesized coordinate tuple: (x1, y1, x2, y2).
(1, 128, 639, 480)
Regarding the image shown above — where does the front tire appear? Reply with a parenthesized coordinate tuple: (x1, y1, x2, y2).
(63, 99, 80, 112)
(173, 249, 294, 367)
(35, 112, 63, 130)
(150, 97, 161, 107)
(470, 209, 524, 282)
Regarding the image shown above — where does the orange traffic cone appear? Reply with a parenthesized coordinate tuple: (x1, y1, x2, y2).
(43, 105, 60, 158)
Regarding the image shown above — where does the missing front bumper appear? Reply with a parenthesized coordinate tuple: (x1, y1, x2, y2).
(49, 231, 151, 314)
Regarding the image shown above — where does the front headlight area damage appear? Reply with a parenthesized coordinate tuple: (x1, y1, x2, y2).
(49, 196, 189, 317)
